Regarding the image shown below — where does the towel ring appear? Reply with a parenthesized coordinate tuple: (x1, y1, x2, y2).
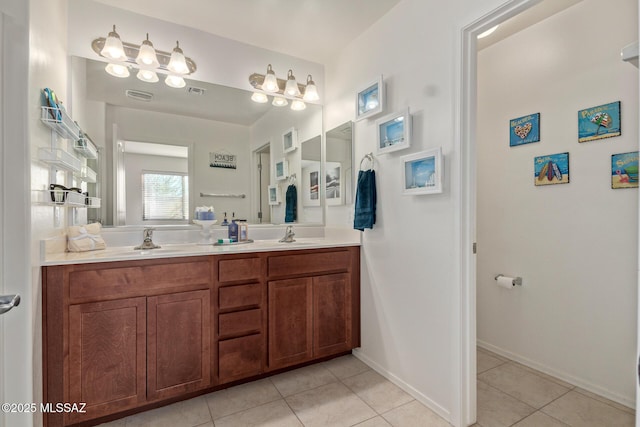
(289, 173, 297, 185)
(359, 153, 374, 170)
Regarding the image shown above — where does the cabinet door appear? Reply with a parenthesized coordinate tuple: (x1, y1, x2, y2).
(147, 290, 211, 401)
(268, 278, 313, 370)
(313, 273, 352, 358)
(68, 297, 146, 424)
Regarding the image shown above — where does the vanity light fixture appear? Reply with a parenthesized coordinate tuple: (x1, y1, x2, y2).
(248, 65, 319, 111)
(92, 26, 196, 88)
(135, 33, 160, 68)
(101, 25, 126, 60)
(105, 63, 130, 78)
(272, 96, 288, 107)
(284, 70, 301, 97)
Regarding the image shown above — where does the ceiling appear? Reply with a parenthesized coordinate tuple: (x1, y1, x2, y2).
(93, 0, 402, 64)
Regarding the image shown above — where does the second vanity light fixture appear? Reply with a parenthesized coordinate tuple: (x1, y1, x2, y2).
(92, 25, 197, 89)
(249, 64, 319, 111)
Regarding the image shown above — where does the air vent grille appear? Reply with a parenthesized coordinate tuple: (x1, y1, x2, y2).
(125, 89, 153, 102)
(187, 86, 206, 95)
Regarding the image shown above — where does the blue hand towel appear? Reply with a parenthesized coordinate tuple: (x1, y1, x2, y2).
(354, 170, 376, 231)
(285, 184, 297, 223)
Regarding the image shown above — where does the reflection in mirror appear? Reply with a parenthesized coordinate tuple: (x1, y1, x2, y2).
(326, 122, 354, 205)
(72, 57, 322, 226)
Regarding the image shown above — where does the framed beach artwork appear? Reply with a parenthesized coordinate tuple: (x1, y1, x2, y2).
(268, 185, 281, 205)
(282, 128, 298, 154)
(611, 152, 639, 189)
(578, 101, 621, 143)
(325, 161, 342, 205)
(302, 162, 321, 206)
(509, 113, 540, 147)
(275, 158, 288, 181)
(401, 148, 443, 195)
(534, 152, 569, 186)
(355, 75, 384, 121)
(376, 109, 411, 155)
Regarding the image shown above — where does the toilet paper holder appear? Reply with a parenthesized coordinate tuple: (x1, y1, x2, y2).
(495, 274, 522, 286)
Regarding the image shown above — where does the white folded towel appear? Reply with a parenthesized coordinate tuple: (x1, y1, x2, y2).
(67, 223, 107, 252)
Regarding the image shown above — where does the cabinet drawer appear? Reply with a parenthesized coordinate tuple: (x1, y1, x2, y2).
(219, 283, 262, 310)
(69, 261, 211, 301)
(268, 251, 351, 278)
(219, 309, 262, 338)
(218, 258, 261, 283)
(219, 334, 263, 382)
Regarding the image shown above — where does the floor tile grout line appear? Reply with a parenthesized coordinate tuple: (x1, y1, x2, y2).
(476, 379, 538, 412)
(530, 408, 572, 427)
(280, 394, 307, 427)
(571, 387, 636, 415)
(205, 384, 283, 421)
(504, 360, 577, 389)
(337, 371, 414, 417)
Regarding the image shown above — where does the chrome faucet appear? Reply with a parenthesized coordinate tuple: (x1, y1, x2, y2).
(279, 225, 296, 243)
(134, 227, 161, 250)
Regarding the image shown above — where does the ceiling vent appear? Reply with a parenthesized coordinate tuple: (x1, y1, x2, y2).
(125, 89, 153, 102)
(187, 86, 206, 95)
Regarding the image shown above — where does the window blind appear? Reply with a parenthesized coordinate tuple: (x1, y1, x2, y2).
(142, 172, 189, 220)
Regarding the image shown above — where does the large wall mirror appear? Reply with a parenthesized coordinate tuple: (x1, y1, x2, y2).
(71, 57, 323, 227)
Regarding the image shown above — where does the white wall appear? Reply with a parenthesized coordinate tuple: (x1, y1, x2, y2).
(106, 105, 253, 222)
(323, 0, 553, 424)
(124, 153, 188, 225)
(477, 0, 638, 406)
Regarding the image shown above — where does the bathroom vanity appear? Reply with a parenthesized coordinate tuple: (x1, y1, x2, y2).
(42, 242, 360, 427)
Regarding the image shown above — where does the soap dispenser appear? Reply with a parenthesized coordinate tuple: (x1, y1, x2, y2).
(221, 212, 229, 226)
(228, 216, 239, 242)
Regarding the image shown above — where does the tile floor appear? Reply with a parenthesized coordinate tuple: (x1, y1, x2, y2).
(98, 349, 636, 427)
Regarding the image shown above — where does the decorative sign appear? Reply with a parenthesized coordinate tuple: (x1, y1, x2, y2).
(209, 150, 237, 169)
(578, 101, 621, 143)
(611, 152, 639, 189)
(534, 152, 569, 186)
(509, 113, 540, 147)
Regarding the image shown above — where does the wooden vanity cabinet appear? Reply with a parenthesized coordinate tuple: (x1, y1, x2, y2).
(43, 257, 213, 426)
(43, 246, 359, 427)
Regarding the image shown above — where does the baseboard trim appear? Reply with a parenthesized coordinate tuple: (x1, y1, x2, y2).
(352, 349, 452, 422)
(477, 340, 635, 410)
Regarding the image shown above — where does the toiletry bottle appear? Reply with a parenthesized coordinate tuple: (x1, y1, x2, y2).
(238, 221, 248, 241)
(221, 212, 229, 226)
(228, 219, 239, 242)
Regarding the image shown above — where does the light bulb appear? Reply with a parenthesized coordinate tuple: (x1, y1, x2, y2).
(366, 94, 379, 110)
(272, 96, 288, 107)
(101, 25, 126, 60)
(290, 100, 306, 111)
(262, 64, 279, 93)
(136, 69, 159, 83)
(167, 41, 189, 74)
(284, 69, 300, 97)
(135, 34, 159, 68)
(165, 74, 186, 88)
(251, 92, 269, 103)
(303, 75, 319, 102)
(105, 63, 130, 78)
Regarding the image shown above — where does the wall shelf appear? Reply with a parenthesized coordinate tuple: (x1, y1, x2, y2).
(40, 106, 81, 141)
(76, 166, 97, 183)
(33, 190, 101, 208)
(38, 148, 82, 173)
(73, 136, 98, 159)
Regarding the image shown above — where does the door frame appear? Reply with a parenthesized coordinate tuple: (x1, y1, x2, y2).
(0, 3, 32, 427)
(457, 0, 547, 425)
(458, 0, 640, 425)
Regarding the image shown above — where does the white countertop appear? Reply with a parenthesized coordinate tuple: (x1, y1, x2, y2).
(42, 237, 360, 266)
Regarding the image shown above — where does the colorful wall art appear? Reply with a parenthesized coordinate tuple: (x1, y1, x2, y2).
(611, 152, 639, 189)
(534, 152, 569, 186)
(578, 101, 621, 142)
(509, 113, 540, 147)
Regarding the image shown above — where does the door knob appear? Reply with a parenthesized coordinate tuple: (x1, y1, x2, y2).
(0, 294, 20, 315)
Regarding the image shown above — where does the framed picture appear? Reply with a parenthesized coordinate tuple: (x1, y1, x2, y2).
(401, 148, 443, 195)
(578, 101, 621, 143)
(509, 113, 540, 147)
(611, 151, 639, 189)
(325, 161, 342, 205)
(275, 158, 288, 181)
(302, 161, 321, 206)
(356, 75, 384, 121)
(376, 109, 411, 154)
(282, 128, 298, 154)
(534, 152, 569, 186)
(268, 185, 281, 205)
